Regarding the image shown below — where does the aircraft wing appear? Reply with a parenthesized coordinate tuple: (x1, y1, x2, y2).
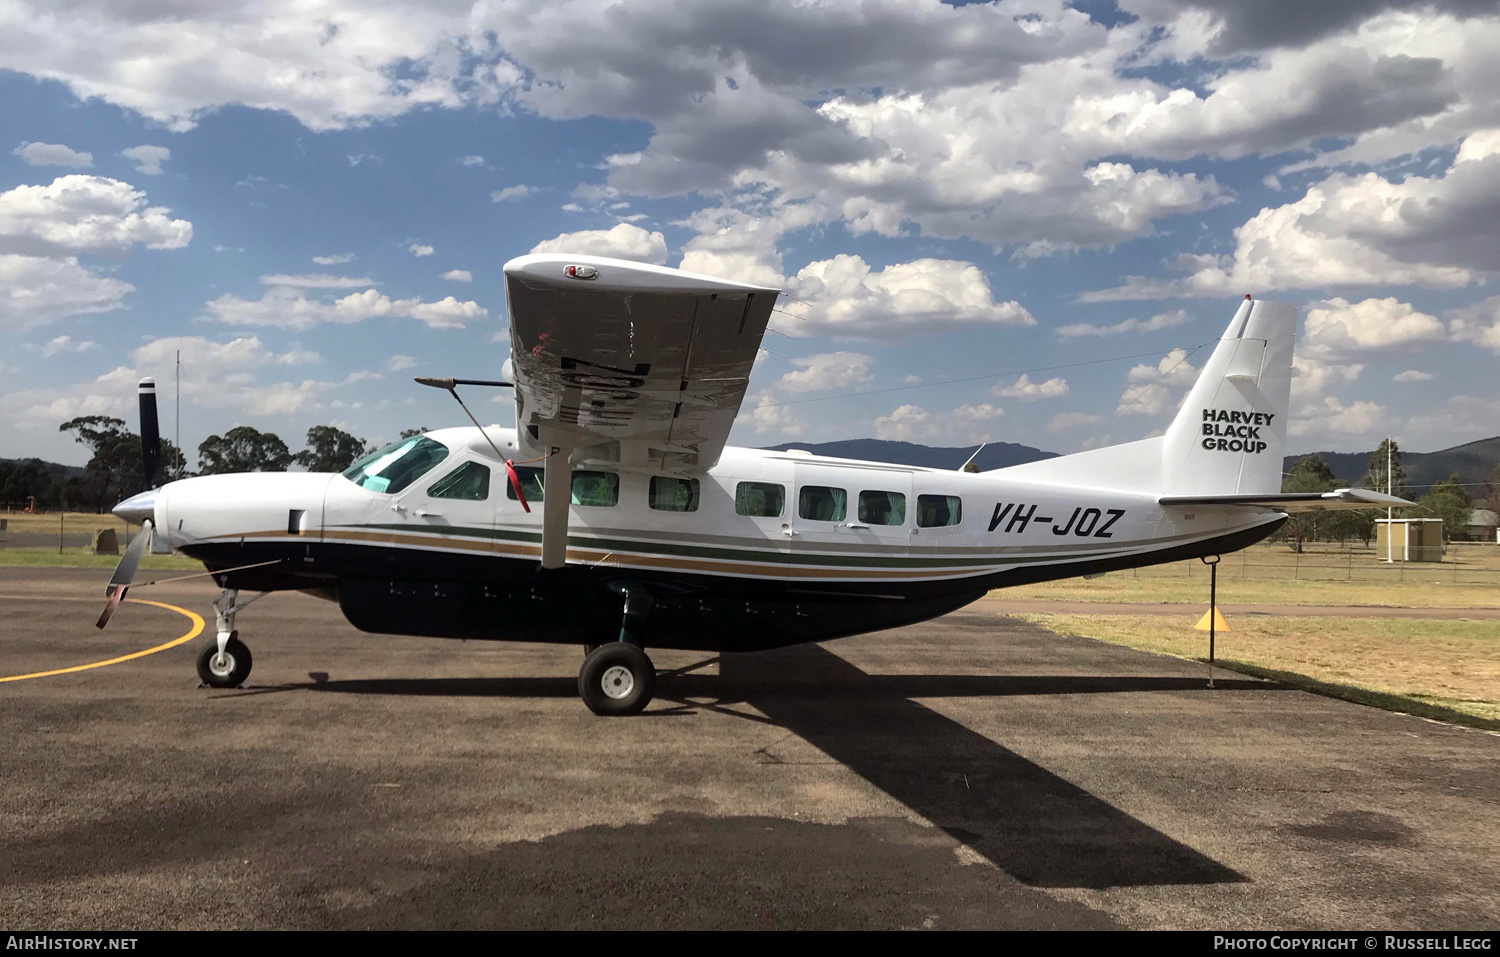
(503, 254, 779, 474)
(1158, 488, 1412, 512)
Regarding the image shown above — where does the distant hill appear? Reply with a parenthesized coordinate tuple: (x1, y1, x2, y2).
(1284, 436, 1500, 492)
(762, 438, 1056, 471)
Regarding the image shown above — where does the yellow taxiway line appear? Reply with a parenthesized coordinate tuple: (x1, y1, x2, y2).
(0, 598, 205, 683)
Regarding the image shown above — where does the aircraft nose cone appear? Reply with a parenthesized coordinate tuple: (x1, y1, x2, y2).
(112, 489, 157, 524)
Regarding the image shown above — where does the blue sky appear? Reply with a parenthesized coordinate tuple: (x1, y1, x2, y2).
(3, 0, 1498, 468)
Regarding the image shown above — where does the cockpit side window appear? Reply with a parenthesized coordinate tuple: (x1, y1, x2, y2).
(342, 436, 449, 495)
(428, 462, 490, 501)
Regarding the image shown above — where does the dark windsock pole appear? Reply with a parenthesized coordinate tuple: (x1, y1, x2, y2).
(139, 378, 161, 491)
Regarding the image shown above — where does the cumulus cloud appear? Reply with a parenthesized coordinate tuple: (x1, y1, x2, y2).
(992, 374, 1069, 401)
(41, 335, 97, 356)
(459, 155, 485, 166)
(776, 352, 873, 393)
(204, 287, 486, 330)
(387, 355, 417, 372)
(737, 391, 804, 437)
(121, 145, 170, 175)
(441, 269, 472, 282)
(1447, 294, 1500, 353)
(491, 185, 537, 202)
(1085, 130, 1500, 300)
(1116, 348, 1200, 415)
(0, 254, 133, 331)
(1056, 310, 1189, 338)
(14, 142, 91, 167)
(1394, 369, 1434, 382)
(530, 223, 668, 264)
(0, 175, 191, 256)
(786, 255, 1034, 340)
(1302, 297, 1448, 356)
(408, 243, 434, 257)
(5, 336, 329, 440)
(312, 253, 355, 265)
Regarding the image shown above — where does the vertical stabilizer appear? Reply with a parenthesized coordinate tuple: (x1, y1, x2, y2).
(1160, 297, 1296, 497)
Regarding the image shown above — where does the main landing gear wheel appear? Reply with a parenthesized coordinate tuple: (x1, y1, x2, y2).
(197, 632, 252, 688)
(578, 643, 655, 716)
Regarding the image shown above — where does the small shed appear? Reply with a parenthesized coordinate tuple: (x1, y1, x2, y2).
(1375, 518, 1444, 562)
(1465, 508, 1498, 543)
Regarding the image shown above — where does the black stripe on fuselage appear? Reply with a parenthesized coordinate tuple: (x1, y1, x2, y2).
(180, 516, 1284, 652)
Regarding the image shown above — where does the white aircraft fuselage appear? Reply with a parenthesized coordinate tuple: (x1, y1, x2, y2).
(120, 426, 1285, 652)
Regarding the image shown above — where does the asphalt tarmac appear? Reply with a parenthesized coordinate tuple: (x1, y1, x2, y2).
(2, 567, 1498, 930)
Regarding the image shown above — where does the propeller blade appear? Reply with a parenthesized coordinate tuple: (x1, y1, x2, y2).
(504, 460, 531, 513)
(139, 377, 161, 492)
(96, 520, 152, 629)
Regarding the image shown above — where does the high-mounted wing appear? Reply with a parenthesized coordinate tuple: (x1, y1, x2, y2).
(503, 254, 779, 474)
(1158, 488, 1411, 512)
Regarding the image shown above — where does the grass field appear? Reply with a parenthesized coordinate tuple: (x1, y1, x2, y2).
(0, 547, 201, 570)
(1, 511, 134, 539)
(1019, 613, 1500, 729)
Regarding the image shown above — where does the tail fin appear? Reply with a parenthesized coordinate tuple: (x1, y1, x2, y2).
(1160, 296, 1295, 497)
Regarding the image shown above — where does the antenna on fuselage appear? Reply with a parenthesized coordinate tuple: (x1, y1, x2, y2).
(959, 443, 986, 473)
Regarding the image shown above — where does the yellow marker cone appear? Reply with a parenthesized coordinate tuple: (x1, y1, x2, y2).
(1194, 607, 1230, 632)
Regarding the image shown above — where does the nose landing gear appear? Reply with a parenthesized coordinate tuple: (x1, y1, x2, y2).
(199, 588, 264, 689)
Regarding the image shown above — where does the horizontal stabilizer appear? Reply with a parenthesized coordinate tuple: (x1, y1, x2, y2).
(1158, 488, 1411, 513)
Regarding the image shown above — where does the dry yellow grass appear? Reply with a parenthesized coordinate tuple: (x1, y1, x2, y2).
(1020, 612, 1500, 727)
(998, 577, 1500, 608)
(1, 510, 134, 538)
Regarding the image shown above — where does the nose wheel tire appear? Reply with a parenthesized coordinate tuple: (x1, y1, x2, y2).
(196, 633, 252, 688)
(578, 642, 655, 716)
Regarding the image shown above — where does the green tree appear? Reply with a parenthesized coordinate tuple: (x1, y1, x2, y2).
(1414, 474, 1473, 542)
(293, 425, 370, 472)
(1361, 438, 1410, 500)
(1281, 454, 1336, 549)
(59, 416, 189, 506)
(198, 426, 293, 474)
(398, 427, 430, 439)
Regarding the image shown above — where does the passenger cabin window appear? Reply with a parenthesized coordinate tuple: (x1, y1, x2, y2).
(857, 490, 907, 526)
(570, 471, 619, 507)
(342, 436, 449, 495)
(917, 494, 962, 527)
(735, 481, 785, 518)
(506, 466, 546, 502)
(649, 476, 699, 512)
(503, 467, 620, 506)
(427, 462, 490, 501)
(798, 485, 847, 522)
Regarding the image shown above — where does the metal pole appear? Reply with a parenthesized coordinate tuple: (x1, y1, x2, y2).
(59, 511, 64, 554)
(175, 349, 181, 474)
(1209, 560, 1217, 688)
(1202, 555, 1220, 688)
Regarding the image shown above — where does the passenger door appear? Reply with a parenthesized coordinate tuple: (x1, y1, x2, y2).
(841, 471, 913, 558)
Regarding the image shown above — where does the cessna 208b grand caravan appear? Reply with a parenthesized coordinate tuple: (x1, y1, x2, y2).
(104, 253, 1406, 715)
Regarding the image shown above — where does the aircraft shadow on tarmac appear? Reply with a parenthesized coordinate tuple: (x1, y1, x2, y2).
(257, 645, 1258, 890)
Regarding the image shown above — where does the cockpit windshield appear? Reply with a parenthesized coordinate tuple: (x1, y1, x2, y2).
(341, 436, 449, 494)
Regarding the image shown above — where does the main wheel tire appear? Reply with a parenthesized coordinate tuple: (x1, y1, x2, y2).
(577, 642, 655, 716)
(196, 633, 253, 688)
